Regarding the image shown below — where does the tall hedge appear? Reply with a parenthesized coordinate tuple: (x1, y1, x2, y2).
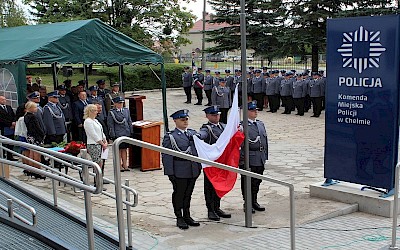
(97, 64, 187, 91)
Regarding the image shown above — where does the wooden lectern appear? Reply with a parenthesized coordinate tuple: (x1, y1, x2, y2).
(126, 95, 146, 121)
(130, 121, 163, 171)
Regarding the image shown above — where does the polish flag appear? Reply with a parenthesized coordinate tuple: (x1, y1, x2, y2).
(193, 85, 244, 198)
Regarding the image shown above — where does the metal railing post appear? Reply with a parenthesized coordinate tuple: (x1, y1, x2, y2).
(0, 142, 4, 178)
(289, 184, 296, 250)
(390, 163, 400, 250)
(125, 179, 133, 249)
(82, 164, 95, 250)
(112, 138, 126, 249)
(7, 199, 13, 218)
(50, 159, 58, 207)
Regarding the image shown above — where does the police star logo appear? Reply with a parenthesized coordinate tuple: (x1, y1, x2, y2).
(337, 26, 386, 74)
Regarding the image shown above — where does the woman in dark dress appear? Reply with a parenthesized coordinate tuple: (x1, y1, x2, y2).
(24, 101, 46, 179)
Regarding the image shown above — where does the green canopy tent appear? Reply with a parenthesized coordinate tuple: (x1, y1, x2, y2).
(0, 19, 169, 131)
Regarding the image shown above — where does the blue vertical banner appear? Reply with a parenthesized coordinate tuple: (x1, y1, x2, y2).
(325, 15, 400, 190)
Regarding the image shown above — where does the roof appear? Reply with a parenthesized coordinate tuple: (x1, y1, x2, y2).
(189, 14, 232, 33)
(0, 19, 163, 65)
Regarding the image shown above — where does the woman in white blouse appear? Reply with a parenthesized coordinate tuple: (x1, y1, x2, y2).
(83, 104, 108, 171)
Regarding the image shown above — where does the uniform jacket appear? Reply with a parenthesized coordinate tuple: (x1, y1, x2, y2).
(320, 77, 326, 96)
(309, 79, 323, 97)
(193, 73, 204, 89)
(280, 79, 293, 97)
(72, 99, 91, 126)
(198, 122, 225, 145)
(43, 102, 66, 136)
(97, 88, 110, 99)
(107, 108, 133, 139)
(162, 128, 202, 178)
(251, 76, 265, 94)
(212, 77, 220, 87)
(204, 75, 214, 90)
(292, 80, 307, 98)
(266, 77, 280, 95)
(225, 75, 235, 91)
(58, 95, 73, 121)
(240, 119, 268, 167)
(211, 86, 231, 108)
(182, 72, 193, 88)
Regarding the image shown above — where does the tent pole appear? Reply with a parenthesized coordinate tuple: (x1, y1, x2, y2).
(161, 64, 169, 132)
(52, 63, 58, 90)
(119, 65, 124, 91)
(83, 64, 88, 89)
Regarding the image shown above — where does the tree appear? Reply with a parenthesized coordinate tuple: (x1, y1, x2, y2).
(207, 0, 285, 61)
(23, 0, 195, 52)
(284, 0, 398, 72)
(207, 0, 398, 71)
(0, 0, 27, 27)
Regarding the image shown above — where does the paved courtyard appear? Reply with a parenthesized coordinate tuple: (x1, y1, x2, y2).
(8, 88, 399, 249)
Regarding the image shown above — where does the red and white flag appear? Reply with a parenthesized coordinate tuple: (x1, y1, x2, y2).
(193, 85, 244, 198)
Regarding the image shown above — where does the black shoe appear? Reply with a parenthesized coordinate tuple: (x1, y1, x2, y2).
(311, 115, 317, 117)
(243, 204, 255, 214)
(252, 202, 266, 211)
(216, 209, 231, 218)
(184, 101, 189, 104)
(184, 217, 200, 226)
(177, 218, 189, 229)
(267, 110, 273, 112)
(281, 112, 287, 114)
(207, 211, 220, 221)
(103, 179, 111, 184)
(295, 113, 300, 115)
(194, 103, 202, 105)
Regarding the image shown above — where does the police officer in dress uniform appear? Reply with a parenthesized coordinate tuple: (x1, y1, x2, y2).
(224, 69, 235, 102)
(265, 70, 278, 113)
(197, 106, 232, 221)
(193, 68, 204, 105)
(240, 101, 268, 212)
(303, 72, 312, 113)
(203, 70, 213, 106)
(234, 69, 243, 107)
(162, 109, 201, 230)
(96, 79, 110, 100)
(309, 72, 323, 117)
(251, 70, 266, 111)
(43, 91, 66, 144)
(88, 85, 107, 119)
(211, 78, 231, 124)
(319, 70, 326, 110)
(213, 71, 221, 87)
(182, 66, 193, 104)
(292, 74, 307, 116)
(107, 96, 133, 171)
(105, 82, 124, 113)
(58, 85, 73, 141)
(280, 73, 294, 114)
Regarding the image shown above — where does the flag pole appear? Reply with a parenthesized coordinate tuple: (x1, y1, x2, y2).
(239, 0, 252, 227)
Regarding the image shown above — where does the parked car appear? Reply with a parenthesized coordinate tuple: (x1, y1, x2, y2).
(233, 56, 254, 62)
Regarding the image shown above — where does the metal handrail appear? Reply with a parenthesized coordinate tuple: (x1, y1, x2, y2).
(390, 163, 400, 250)
(0, 137, 102, 250)
(0, 138, 103, 194)
(112, 136, 296, 250)
(0, 189, 37, 226)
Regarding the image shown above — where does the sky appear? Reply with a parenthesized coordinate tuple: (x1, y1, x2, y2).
(180, 0, 215, 21)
